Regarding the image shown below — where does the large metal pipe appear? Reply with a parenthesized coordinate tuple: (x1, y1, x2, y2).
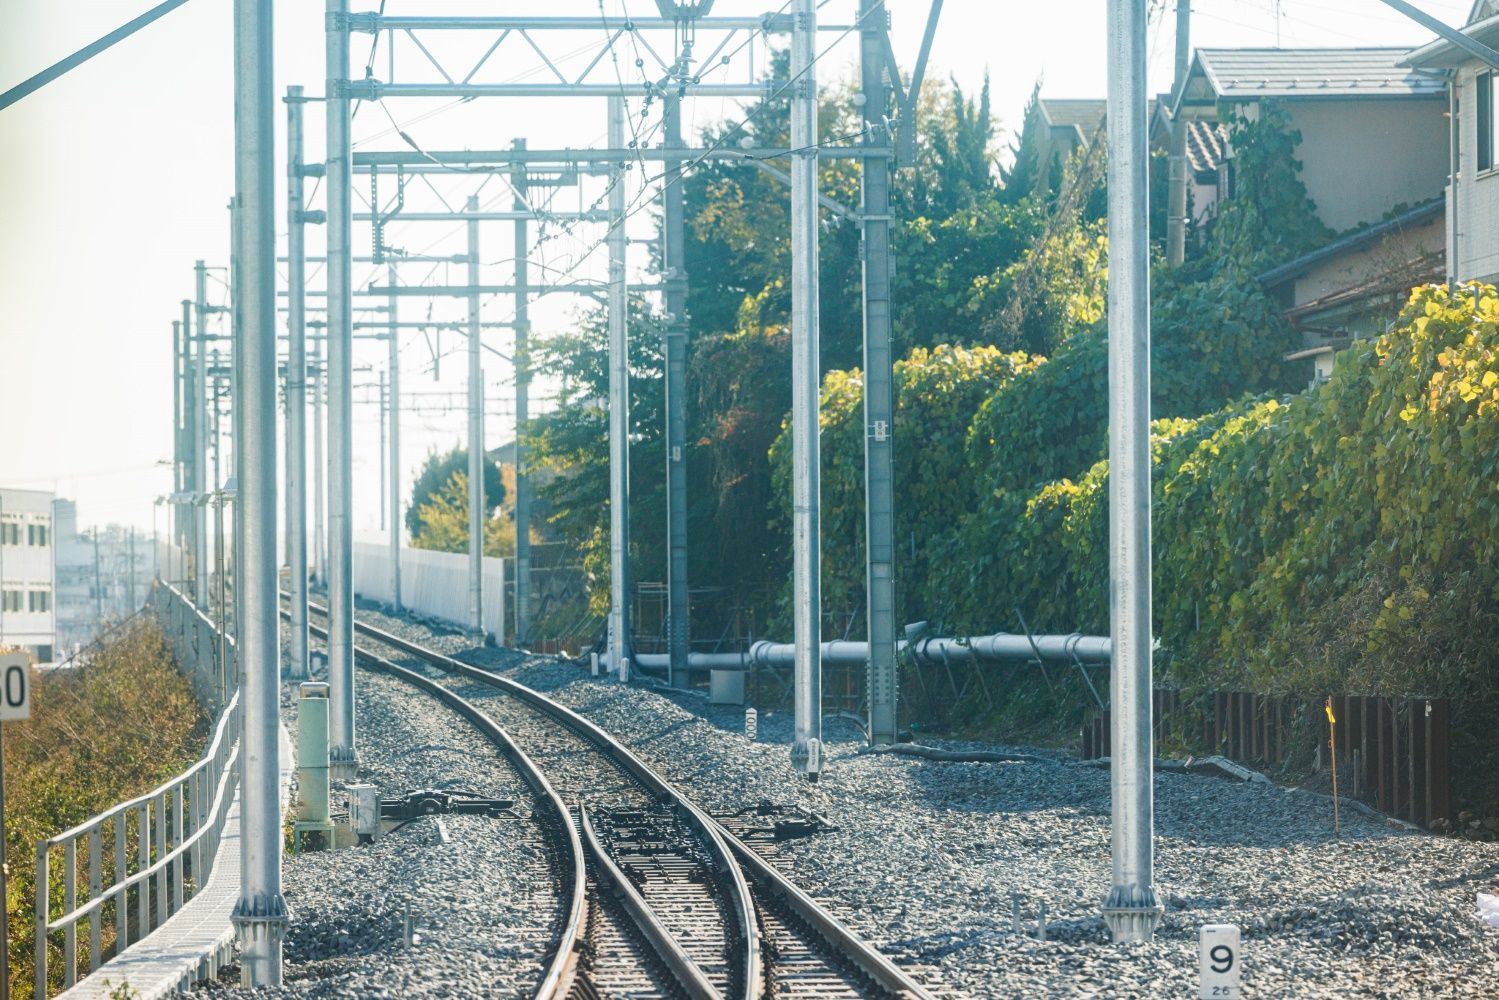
(352, 147, 885, 167)
(229, 0, 287, 984)
(285, 85, 309, 681)
(662, 92, 690, 688)
(387, 260, 401, 611)
(606, 96, 631, 676)
(629, 631, 1112, 673)
(1102, 0, 1162, 944)
(466, 196, 485, 639)
(325, 0, 358, 774)
(789, 0, 823, 781)
(512, 138, 532, 645)
(350, 82, 765, 100)
(859, 0, 898, 746)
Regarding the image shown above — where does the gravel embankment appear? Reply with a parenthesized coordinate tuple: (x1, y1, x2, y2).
(345, 607, 1499, 999)
(194, 616, 562, 998)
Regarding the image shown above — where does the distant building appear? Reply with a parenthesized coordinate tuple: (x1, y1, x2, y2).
(1404, 0, 1499, 285)
(0, 487, 56, 663)
(1028, 98, 1107, 186)
(54, 511, 153, 655)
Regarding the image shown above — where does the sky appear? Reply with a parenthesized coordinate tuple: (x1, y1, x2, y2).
(0, 0, 1476, 535)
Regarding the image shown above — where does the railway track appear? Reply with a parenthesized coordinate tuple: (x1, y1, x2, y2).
(297, 597, 934, 1000)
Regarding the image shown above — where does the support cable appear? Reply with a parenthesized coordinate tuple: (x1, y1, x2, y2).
(0, 0, 196, 112)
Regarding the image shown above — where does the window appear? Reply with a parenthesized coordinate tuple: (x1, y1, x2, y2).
(27, 524, 48, 546)
(1, 591, 21, 613)
(0, 523, 17, 546)
(1480, 71, 1495, 173)
(28, 590, 51, 613)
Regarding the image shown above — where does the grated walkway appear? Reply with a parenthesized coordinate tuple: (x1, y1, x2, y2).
(57, 724, 294, 1000)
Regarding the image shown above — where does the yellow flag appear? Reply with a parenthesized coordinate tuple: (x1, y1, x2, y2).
(1325, 700, 1336, 725)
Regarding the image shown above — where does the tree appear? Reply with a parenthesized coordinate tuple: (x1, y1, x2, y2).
(409, 470, 513, 557)
(406, 447, 503, 540)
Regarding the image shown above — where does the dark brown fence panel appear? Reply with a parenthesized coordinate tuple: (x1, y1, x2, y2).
(1080, 689, 1453, 829)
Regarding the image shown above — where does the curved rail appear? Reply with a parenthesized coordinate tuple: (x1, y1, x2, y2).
(319, 602, 932, 1000)
(577, 804, 722, 1000)
(300, 616, 590, 999)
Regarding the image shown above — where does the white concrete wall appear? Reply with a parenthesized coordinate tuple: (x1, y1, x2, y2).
(352, 538, 506, 640)
(0, 487, 55, 658)
(1456, 65, 1499, 283)
(1288, 98, 1449, 232)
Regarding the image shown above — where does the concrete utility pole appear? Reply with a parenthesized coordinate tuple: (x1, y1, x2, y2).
(387, 260, 402, 610)
(286, 85, 310, 681)
(607, 95, 631, 677)
(325, 0, 358, 776)
(194, 261, 211, 607)
(228, 0, 287, 983)
(859, 0, 898, 747)
(1166, 0, 1192, 268)
(662, 90, 691, 688)
(1102, 0, 1162, 944)
(511, 138, 531, 645)
(466, 195, 485, 639)
(789, 0, 824, 781)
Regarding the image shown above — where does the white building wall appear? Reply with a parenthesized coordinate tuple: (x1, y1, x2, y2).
(0, 487, 56, 661)
(1457, 65, 1499, 283)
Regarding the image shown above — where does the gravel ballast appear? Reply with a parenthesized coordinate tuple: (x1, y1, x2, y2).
(345, 607, 1499, 999)
(195, 618, 563, 999)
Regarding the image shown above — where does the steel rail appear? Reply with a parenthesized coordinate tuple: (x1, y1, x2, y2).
(577, 804, 722, 1000)
(300, 597, 761, 1000)
(305, 599, 933, 999)
(295, 611, 587, 1000)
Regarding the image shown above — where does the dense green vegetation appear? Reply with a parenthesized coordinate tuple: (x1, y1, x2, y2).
(6, 616, 205, 998)
(522, 58, 1498, 809)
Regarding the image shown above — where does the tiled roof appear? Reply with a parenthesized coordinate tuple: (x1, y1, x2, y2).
(1185, 119, 1230, 177)
(1189, 48, 1446, 102)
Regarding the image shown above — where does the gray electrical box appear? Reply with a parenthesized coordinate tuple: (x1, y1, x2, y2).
(348, 783, 380, 843)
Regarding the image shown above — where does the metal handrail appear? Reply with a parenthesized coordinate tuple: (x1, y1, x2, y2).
(33, 581, 241, 999)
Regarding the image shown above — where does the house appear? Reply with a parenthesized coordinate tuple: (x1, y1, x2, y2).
(1403, 0, 1499, 284)
(1028, 98, 1106, 187)
(1023, 97, 1179, 193)
(1259, 198, 1447, 384)
(1172, 47, 1450, 233)
(0, 487, 56, 664)
(1166, 47, 1453, 384)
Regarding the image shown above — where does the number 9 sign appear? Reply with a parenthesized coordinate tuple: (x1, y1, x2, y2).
(1199, 924, 1241, 999)
(0, 652, 31, 722)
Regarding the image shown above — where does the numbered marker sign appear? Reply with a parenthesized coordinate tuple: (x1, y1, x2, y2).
(1199, 924, 1241, 999)
(0, 652, 31, 721)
